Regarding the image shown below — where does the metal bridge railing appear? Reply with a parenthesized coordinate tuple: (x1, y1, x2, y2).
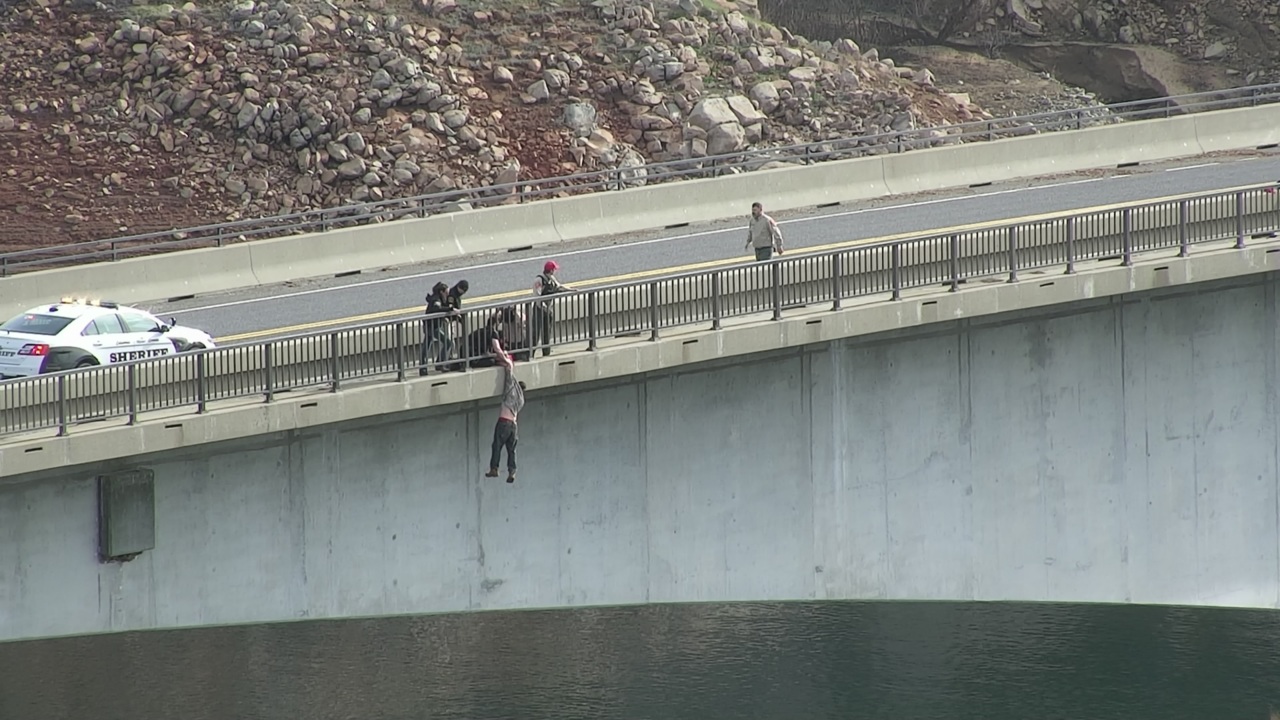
(2, 83, 1279, 277)
(3, 183, 1278, 440)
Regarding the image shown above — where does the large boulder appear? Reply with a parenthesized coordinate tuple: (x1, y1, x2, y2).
(688, 97, 738, 130)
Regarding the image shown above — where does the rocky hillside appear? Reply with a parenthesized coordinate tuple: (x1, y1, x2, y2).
(764, 0, 1280, 102)
(1013, 0, 1279, 82)
(0, 0, 1025, 251)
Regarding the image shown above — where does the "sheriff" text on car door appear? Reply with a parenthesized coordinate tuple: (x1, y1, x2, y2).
(108, 311, 174, 363)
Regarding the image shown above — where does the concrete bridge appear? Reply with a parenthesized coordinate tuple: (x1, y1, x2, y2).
(3, 186, 1280, 643)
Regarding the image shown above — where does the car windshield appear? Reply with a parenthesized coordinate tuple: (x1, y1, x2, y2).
(0, 313, 74, 336)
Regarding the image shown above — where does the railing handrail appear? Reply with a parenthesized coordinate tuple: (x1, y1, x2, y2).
(3, 181, 1278, 442)
(2, 83, 1277, 275)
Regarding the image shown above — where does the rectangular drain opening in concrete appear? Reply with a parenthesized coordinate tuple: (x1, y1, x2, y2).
(1117, 161, 1139, 168)
(506, 245, 534, 253)
(558, 361, 576, 367)
(1040, 282, 1055, 288)
(164, 423, 183, 430)
(23, 446, 42, 453)
(806, 319, 822, 325)
(334, 270, 361, 278)
(301, 402, 318, 409)
(167, 294, 195, 303)
(99, 469, 156, 563)
(683, 339, 698, 345)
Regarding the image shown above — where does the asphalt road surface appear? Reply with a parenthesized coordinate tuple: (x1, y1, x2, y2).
(157, 151, 1280, 342)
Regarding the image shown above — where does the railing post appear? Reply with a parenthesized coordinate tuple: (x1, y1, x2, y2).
(1007, 226, 1019, 283)
(712, 271, 723, 329)
(771, 260, 782, 321)
(395, 322, 406, 382)
(329, 333, 340, 392)
(949, 234, 960, 292)
(649, 281, 660, 341)
(587, 292, 598, 351)
(127, 363, 138, 425)
(830, 252, 842, 310)
(263, 343, 274, 403)
(196, 350, 207, 414)
(56, 373, 68, 437)
(1236, 191, 1246, 249)
(1178, 200, 1189, 257)
(1065, 217, 1076, 274)
(891, 243, 902, 301)
(1122, 208, 1133, 266)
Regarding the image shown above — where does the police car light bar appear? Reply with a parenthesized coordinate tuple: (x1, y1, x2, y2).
(57, 297, 119, 309)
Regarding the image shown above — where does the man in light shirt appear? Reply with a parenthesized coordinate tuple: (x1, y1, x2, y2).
(484, 337, 526, 484)
(744, 201, 785, 261)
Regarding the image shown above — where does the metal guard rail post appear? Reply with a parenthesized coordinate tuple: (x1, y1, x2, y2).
(3, 84, 1280, 275)
(3, 183, 1278, 439)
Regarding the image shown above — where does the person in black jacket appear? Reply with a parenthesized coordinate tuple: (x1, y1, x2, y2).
(446, 279, 469, 313)
(437, 279, 471, 372)
(420, 281, 452, 376)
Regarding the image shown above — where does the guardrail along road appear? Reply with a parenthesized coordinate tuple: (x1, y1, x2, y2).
(4, 183, 1278, 440)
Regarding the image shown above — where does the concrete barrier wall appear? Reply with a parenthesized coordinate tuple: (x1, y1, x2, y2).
(2, 105, 1279, 322)
(3, 271, 1279, 642)
(1194, 104, 1280, 153)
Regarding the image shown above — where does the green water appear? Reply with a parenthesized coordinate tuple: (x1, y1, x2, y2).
(2, 601, 1279, 719)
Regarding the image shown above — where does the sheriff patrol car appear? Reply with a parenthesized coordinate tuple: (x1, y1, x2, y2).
(0, 299, 217, 379)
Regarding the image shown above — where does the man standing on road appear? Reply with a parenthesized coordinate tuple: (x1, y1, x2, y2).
(745, 201, 785, 261)
(485, 337, 526, 484)
(530, 260, 574, 357)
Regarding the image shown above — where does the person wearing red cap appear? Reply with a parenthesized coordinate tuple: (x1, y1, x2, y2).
(530, 259, 574, 357)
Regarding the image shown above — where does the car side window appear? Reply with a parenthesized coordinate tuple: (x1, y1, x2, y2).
(93, 315, 126, 335)
(118, 312, 158, 333)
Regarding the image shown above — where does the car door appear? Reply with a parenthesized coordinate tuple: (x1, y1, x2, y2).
(114, 310, 172, 363)
(81, 313, 132, 364)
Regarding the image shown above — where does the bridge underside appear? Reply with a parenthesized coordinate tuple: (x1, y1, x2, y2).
(3, 273, 1279, 642)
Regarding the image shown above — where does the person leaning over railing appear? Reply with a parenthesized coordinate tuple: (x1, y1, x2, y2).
(745, 201, 785, 261)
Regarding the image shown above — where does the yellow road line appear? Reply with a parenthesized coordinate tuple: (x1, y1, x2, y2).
(215, 183, 1269, 343)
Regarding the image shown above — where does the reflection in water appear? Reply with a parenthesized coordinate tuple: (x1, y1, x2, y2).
(2, 601, 1279, 720)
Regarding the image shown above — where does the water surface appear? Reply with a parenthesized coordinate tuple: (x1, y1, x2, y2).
(2, 601, 1278, 720)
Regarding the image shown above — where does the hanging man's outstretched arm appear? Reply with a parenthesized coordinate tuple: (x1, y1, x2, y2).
(492, 337, 514, 370)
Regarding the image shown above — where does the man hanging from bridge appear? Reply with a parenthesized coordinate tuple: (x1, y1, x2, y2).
(485, 337, 526, 484)
(745, 201, 785, 261)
